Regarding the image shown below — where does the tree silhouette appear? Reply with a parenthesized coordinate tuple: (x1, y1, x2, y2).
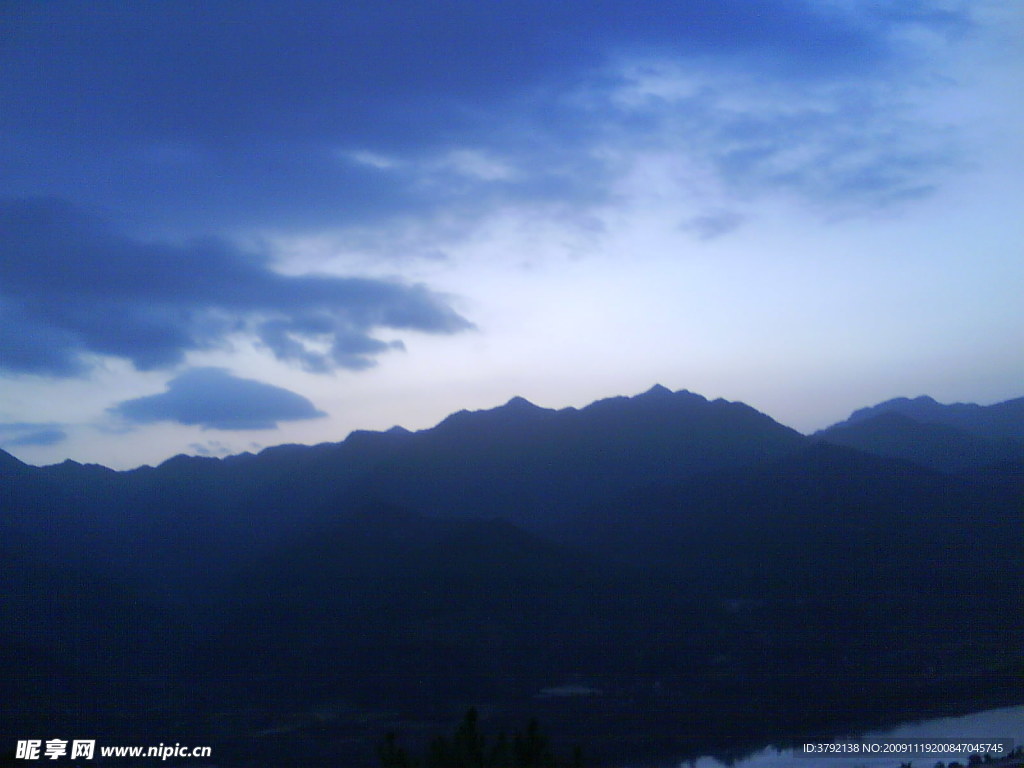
(379, 730, 415, 768)
(513, 718, 555, 768)
(381, 710, 581, 768)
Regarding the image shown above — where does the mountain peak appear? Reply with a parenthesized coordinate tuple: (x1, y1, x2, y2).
(435, 395, 547, 431)
(504, 395, 538, 410)
(638, 384, 673, 398)
(875, 395, 939, 409)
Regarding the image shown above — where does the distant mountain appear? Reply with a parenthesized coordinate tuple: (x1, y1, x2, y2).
(827, 394, 1024, 439)
(347, 385, 805, 528)
(2, 386, 1022, 766)
(817, 395, 1024, 473)
(570, 439, 1020, 577)
(0, 386, 807, 575)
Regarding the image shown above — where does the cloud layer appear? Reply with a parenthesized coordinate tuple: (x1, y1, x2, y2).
(0, 2, 969, 239)
(110, 368, 327, 430)
(0, 199, 472, 376)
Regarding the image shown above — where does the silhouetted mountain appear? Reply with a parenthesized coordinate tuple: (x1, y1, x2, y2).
(829, 394, 1024, 439)
(0, 447, 26, 472)
(818, 395, 1024, 473)
(571, 440, 1020, 584)
(0, 386, 806, 581)
(347, 387, 805, 528)
(0, 542, 191, 743)
(209, 510, 712, 711)
(2, 388, 1022, 766)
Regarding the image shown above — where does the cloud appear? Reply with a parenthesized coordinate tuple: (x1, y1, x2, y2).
(0, 422, 68, 447)
(0, 199, 473, 377)
(0, 2, 971, 239)
(596, 54, 962, 218)
(110, 368, 327, 431)
(682, 211, 745, 240)
(188, 440, 235, 457)
(3, 3, 893, 147)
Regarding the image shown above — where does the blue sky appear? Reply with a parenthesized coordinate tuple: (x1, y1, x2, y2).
(1, 1, 1021, 468)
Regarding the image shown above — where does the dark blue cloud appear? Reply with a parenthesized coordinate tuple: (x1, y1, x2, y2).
(0, 2, 968, 237)
(1, 2, 887, 141)
(0, 423, 68, 447)
(110, 368, 326, 431)
(0, 199, 472, 376)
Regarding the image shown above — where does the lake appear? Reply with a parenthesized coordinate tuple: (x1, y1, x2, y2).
(673, 705, 1023, 768)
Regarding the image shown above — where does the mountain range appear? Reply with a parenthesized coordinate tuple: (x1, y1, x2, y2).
(816, 394, 1024, 473)
(1, 387, 1022, 766)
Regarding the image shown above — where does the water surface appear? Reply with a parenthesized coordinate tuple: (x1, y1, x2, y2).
(682, 706, 1023, 768)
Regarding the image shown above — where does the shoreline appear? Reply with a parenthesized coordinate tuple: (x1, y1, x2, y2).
(637, 693, 1024, 768)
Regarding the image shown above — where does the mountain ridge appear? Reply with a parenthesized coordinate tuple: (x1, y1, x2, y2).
(828, 393, 1024, 439)
(2, 385, 1023, 766)
(817, 393, 1024, 472)
(6, 387, 1023, 474)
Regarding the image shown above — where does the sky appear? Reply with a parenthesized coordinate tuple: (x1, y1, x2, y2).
(1, 1, 1022, 469)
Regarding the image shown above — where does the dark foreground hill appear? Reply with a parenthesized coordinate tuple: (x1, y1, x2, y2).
(1, 387, 1022, 766)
